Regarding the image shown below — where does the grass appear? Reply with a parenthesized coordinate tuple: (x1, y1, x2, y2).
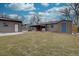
(0, 32, 79, 56)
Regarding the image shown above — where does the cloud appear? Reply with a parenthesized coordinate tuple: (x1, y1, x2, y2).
(25, 12, 50, 23)
(6, 3, 36, 11)
(27, 12, 49, 22)
(29, 11, 37, 15)
(44, 6, 69, 21)
(24, 11, 62, 23)
(24, 15, 35, 24)
(47, 6, 69, 13)
(38, 12, 50, 22)
(31, 11, 61, 22)
(24, 15, 32, 20)
(24, 6, 69, 23)
(55, 3, 61, 6)
(41, 3, 49, 7)
(8, 14, 22, 20)
(39, 12, 49, 16)
(9, 14, 18, 18)
(29, 11, 49, 16)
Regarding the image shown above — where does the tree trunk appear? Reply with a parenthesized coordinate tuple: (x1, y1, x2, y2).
(77, 17, 79, 33)
(75, 13, 79, 33)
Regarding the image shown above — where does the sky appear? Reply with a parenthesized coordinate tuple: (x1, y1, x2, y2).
(0, 3, 69, 24)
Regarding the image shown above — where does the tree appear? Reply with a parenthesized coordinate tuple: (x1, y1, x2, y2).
(69, 3, 79, 33)
(28, 14, 41, 31)
(59, 8, 71, 20)
(29, 14, 40, 25)
(59, 7, 71, 33)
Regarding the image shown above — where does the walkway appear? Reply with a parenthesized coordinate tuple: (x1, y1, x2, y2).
(0, 31, 26, 36)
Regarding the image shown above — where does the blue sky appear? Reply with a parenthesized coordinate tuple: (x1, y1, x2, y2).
(0, 3, 69, 24)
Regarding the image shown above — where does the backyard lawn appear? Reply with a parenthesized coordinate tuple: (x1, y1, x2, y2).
(0, 32, 79, 56)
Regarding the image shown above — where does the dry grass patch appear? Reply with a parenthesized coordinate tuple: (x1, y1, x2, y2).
(0, 32, 79, 56)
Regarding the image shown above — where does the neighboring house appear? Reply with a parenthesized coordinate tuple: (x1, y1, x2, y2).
(30, 25, 45, 31)
(0, 17, 22, 33)
(30, 20, 72, 33)
(46, 20, 72, 33)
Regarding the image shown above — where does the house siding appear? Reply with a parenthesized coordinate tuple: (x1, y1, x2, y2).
(67, 22, 72, 33)
(59, 21, 72, 33)
(0, 21, 22, 33)
(55, 23, 61, 32)
(47, 21, 72, 33)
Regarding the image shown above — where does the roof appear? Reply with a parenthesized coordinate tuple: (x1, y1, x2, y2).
(30, 24, 45, 27)
(30, 20, 72, 27)
(0, 17, 22, 23)
(41, 20, 72, 25)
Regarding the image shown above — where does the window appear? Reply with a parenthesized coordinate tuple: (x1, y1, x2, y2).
(3, 23, 8, 27)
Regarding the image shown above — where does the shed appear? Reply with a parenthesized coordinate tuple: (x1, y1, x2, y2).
(0, 17, 22, 33)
